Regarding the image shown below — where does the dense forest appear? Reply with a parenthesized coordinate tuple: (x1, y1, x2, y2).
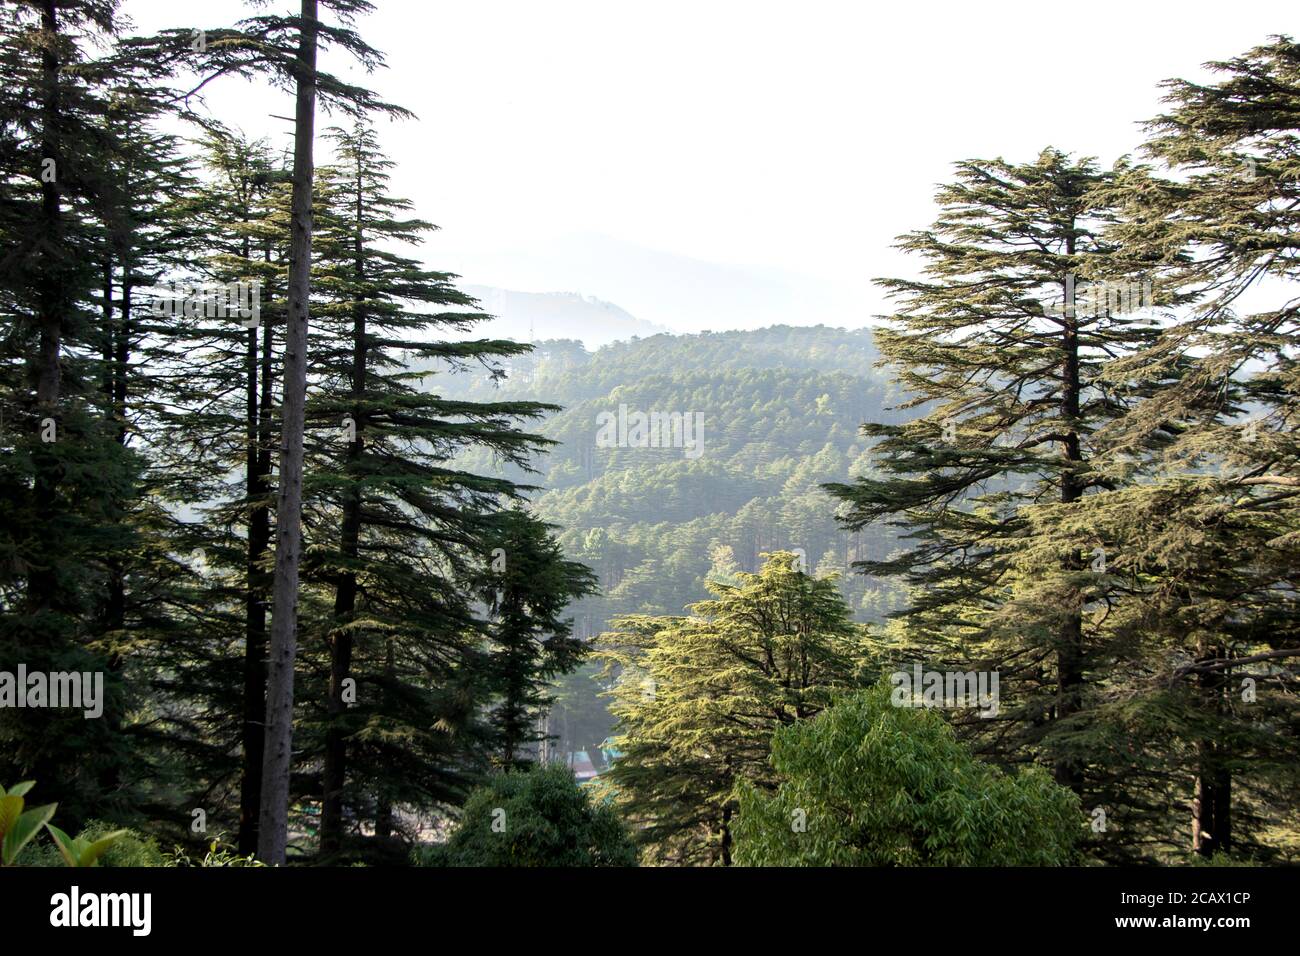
(0, 0, 1297, 874)
(429, 327, 915, 763)
(440, 327, 912, 624)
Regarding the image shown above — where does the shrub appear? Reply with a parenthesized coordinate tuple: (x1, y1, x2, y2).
(75, 820, 165, 867)
(415, 764, 636, 867)
(0, 781, 56, 866)
(165, 837, 265, 867)
(733, 680, 1083, 866)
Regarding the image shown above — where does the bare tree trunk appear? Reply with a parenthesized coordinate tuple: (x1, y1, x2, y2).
(258, 0, 318, 865)
(101, 259, 113, 419)
(103, 254, 130, 648)
(374, 797, 393, 841)
(100, 256, 127, 630)
(239, 298, 274, 855)
(719, 804, 733, 867)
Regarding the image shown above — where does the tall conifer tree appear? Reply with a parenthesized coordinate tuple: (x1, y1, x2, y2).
(825, 150, 1164, 821)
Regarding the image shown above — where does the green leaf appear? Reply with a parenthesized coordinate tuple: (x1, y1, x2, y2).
(44, 822, 78, 867)
(77, 831, 127, 868)
(3, 803, 56, 866)
(8, 782, 35, 798)
(0, 794, 22, 847)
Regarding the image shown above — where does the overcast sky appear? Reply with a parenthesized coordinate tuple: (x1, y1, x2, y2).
(125, 0, 1295, 332)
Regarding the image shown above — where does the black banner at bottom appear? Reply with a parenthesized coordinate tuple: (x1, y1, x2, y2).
(4, 864, 1290, 944)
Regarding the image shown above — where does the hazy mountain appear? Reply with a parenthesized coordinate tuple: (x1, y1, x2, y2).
(450, 233, 869, 334)
(463, 285, 671, 348)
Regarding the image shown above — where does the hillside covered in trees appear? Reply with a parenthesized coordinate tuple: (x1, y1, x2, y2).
(439, 326, 910, 626)
(428, 326, 916, 761)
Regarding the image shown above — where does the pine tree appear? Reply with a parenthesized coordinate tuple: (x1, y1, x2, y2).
(124, 0, 413, 864)
(138, 126, 291, 853)
(824, 149, 1170, 841)
(1068, 36, 1300, 859)
(0, 0, 149, 821)
(597, 551, 865, 865)
(478, 507, 596, 768)
(301, 123, 573, 854)
(81, 71, 208, 822)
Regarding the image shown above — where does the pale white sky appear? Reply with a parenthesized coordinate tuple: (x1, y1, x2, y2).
(125, 0, 1295, 332)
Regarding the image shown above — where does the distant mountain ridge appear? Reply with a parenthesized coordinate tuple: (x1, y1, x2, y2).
(462, 285, 672, 348)
(450, 232, 867, 335)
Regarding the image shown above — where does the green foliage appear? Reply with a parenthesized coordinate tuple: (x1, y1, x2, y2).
(74, 820, 165, 867)
(44, 823, 128, 868)
(0, 782, 132, 867)
(477, 507, 597, 766)
(0, 781, 57, 866)
(1081, 35, 1300, 861)
(733, 681, 1083, 866)
(822, 72, 1300, 861)
(23, 819, 164, 868)
(165, 837, 265, 868)
(415, 764, 636, 867)
(1, 0, 1295, 870)
(597, 552, 869, 864)
(431, 327, 910, 762)
(0, 0, 151, 826)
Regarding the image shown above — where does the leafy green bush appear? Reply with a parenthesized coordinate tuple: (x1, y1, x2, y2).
(733, 680, 1083, 866)
(74, 821, 165, 867)
(165, 837, 264, 867)
(20, 817, 167, 868)
(45, 823, 129, 868)
(415, 764, 637, 867)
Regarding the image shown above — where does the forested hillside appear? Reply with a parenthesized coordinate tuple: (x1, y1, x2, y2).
(436, 325, 908, 626)
(429, 326, 914, 758)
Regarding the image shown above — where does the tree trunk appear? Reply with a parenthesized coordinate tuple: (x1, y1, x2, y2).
(374, 796, 394, 841)
(258, 0, 318, 865)
(98, 255, 131, 796)
(100, 256, 127, 633)
(239, 303, 274, 855)
(103, 253, 130, 650)
(114, 256, 130, 443)
(1192, 642, 1232, 856)
(101, 259, 113, 419)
